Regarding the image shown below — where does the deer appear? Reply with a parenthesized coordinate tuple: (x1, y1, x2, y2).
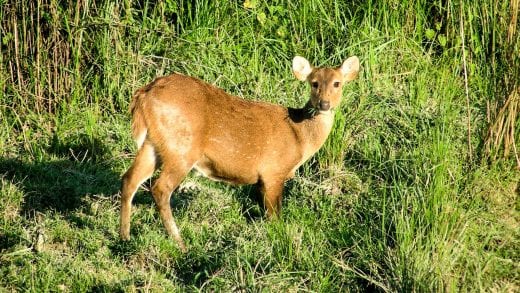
(120, 55, 360, 251)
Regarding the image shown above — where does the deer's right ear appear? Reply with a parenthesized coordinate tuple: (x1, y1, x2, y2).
(292, 56, 313, 81)
(340, 56, 360, 82)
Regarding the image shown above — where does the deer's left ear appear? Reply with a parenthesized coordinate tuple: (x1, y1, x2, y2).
(340, 56, 360, 82)
(292, 56, 313, 81)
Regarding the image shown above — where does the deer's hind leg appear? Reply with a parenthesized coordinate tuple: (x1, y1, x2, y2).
(151, 146, 200, 252)
(120, 142, 157, 240)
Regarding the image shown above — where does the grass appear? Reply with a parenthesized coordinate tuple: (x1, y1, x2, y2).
(1, 0, 519, 291)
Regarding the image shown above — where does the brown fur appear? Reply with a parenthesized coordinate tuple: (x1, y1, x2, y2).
(120, 56, 360, 251)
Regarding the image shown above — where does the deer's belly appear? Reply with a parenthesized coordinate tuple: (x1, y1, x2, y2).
(193, 156, 259, 185)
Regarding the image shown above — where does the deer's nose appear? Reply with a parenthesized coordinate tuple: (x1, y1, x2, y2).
(319, 100, 330, 111)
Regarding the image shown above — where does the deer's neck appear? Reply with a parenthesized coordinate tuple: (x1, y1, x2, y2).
(288, 102, 335, 159)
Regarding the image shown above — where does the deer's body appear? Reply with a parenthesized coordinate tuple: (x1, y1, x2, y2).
(120, 56, 359, 251)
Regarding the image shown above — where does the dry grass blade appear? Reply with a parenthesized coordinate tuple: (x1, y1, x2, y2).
(484, 87, 520, 169)
(459, 0, 473, 162)
(508, 0, 519, 42)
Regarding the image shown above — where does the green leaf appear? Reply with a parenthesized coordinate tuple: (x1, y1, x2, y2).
(2, 32, 13, 45)
(257, 12, 267, 26)
(425, 29, 435, 41)
(243, 0, 257, 9)
(438, 34, 447, 47)
(276, 26, 287, 38)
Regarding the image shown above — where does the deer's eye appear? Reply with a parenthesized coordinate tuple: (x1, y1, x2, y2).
(311, 81, 319, 88)
(333, 81, 340, 88)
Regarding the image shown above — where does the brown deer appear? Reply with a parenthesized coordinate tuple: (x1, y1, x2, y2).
(120, 56, 360, 251)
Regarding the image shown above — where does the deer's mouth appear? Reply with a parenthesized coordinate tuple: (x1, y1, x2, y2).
(308, 99, 333, 116)
(318, 100, 330, 111)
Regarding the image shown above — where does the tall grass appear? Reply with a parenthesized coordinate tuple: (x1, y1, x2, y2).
(2, 0, 517, 161)
(1, 0, 519, 291)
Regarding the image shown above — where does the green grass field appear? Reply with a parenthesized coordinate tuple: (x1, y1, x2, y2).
(1, 0, 519, 291)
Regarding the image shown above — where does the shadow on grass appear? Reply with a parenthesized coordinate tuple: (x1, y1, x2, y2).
(232, 184, 265, 222)
(108, 229, 231, 289)
(174, 246, 229, 288)
(133, 178, 266, 222)
(0, 134, 120, 216)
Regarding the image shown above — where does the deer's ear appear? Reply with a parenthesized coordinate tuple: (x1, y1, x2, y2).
(292, 56, 313, 81)
(340, 56, 360, 82)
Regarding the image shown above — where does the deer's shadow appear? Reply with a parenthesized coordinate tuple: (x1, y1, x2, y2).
(0, 134, 121, 217)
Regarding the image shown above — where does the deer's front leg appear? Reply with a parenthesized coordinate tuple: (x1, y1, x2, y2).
(259, 178, 285, 218)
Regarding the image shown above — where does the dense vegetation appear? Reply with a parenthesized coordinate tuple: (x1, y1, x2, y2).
(1, 0, 518, 291)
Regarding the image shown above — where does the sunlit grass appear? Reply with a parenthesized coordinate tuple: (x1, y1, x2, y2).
(0, 0, 518, 291)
